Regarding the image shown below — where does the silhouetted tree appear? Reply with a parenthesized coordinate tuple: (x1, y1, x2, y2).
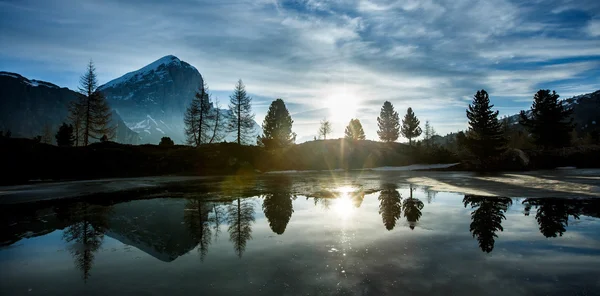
(99, 134, 108, 142)
(209, 97, 225, 144)
(400, 107, 422, 146)
(55, 123, 75, 147)
(159, 136, 174, 146)
(67, 100, 84, 146)
(262, 180, 294, 235)
(184, 81, 213, 146)
(463, 195, 512, 253)
(318, 118, 332, 140)
(344, 118, 366, 140)
(403, 186, 424, 230)
(184, 199, 213, 261)
(71, 60, 115, 146)
(423, 120, 436, 148)
(378, 184, 402, 230)
(258, 98, 296, 149)
(377, 101, 400, 142)
(227, 79, 255, 145)
(519, 89, 574, 148)
(523, 198, 582, 238)
(41, 124, 53, 144)
(465, 90, 505, 167)
(227, 198, 255, 258)
(61, 202, 110, 282)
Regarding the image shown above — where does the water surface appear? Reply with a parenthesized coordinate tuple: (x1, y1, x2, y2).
(1, 176, 599, 295)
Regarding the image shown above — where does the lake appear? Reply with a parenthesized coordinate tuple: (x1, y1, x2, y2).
(1, 172, 600, 295)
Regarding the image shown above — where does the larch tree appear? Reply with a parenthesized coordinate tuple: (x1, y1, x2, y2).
(227, 79, 255, 145)
(519, 89, 573, 148)
(400, 107, 422, 146)
(377, 101, 400, 142)
(184, 81, 213, 146)
(318, 118, 332, 140)
(258, 98, 296, 149)
(71, 61, 114, 146)
(423, 120, 436, 148)
(344, 119, 366, 140)
(465, 89, 505, 166)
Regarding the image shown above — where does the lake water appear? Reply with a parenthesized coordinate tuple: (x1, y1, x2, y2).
(1, 175, 600, 295)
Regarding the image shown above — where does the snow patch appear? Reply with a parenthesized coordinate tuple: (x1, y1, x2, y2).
(100, 55, 183, 89)
(370, 163, 460, 171)
(155, 128, 164, 134)
(0, 72, 20, 79)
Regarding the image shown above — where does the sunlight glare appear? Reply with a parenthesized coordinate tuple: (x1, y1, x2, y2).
(331, 186, 357, 219)
(325, 87, 359, 122)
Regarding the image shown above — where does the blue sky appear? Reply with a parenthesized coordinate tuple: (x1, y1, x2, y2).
(1, 0, 599, 142)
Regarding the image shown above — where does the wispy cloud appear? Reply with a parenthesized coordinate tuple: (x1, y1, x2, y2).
(0, 0, 599, 141)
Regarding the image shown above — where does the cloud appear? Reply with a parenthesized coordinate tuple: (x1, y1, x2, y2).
(0, 0, 599, 141)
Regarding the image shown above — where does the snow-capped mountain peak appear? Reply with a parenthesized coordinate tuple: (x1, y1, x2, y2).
(99, 55, 197, 90)
(0, 71, 59, 89)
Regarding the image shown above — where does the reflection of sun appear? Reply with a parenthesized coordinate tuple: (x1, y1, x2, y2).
(325, 88, 359, 122)
(332, 186, 357, 219)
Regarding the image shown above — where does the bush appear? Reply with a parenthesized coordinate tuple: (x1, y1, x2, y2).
(159, 137, 174, 146)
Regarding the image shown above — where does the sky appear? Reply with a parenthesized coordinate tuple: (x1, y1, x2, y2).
(0, 0, 599, 142)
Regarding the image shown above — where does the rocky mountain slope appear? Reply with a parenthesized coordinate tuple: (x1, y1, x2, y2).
(0, 72, 139, 144)
(99, 55, 261, 144)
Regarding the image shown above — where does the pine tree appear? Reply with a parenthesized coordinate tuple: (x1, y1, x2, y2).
(466, 89, 505, 166)
(519, 89, 573, 148)
(318, 118, 332, 140)
(55, 123, 75, 147)
(377, 101, 400, 142)
(258, 98, 296, 149)
(400, 107, 422, 146)
(344, 119, 366, 140)
(228, 79, 255, 145)
(71, 61, 114, 146)
(184, 81, 213, 146)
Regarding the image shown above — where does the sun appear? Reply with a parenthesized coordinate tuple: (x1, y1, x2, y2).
(324, 87, 359, 122)
(331, 186, 357, 219)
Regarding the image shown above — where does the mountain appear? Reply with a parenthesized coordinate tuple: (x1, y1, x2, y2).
(99, 55, 261, 144)
(0, 72, 139, 144)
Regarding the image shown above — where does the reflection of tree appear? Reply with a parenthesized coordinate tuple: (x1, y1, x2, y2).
(403, 186, 424, 230)
(378, 184, 402, 230)
(227, 198, 255, 258)
(213, 204, 225, 241)
(350, 191, 365, 208)
(522, 198, 582, 238)
(184, 199, 213, 261)
(463, 195, 512, 253)
(61, 202, 111, 282)
(262, 191, 294, 235)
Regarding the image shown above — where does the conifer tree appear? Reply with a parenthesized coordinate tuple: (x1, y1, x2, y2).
(228, 79, 255, 145)
(258, 98, 296, 149)
(423, 120, 436, 148)
(184, 81, 212, 146)
(344, 119, 366, 140)
(519, 89, 573, 148)
(55, 123, 75, 147)
(318, 118, 332, 140)
(466, 89, 505, 166)
(70, 61, 114, 146)
(377, 101, 400, 142)
(400, 107, 422, 146)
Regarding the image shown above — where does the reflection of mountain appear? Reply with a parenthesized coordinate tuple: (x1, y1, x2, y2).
(463, 195, 512, 253)
(105, 199, 197, 262)
(59, 202, 111, 281)
(521, 198, 600, 238)
(227, 198, 255, 258)
(378, 184, 402, 231)
(403, 186, 424, 230)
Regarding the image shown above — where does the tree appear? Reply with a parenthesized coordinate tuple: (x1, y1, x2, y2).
(70, 61, 115, 146)
(41, 124, 53, 144)
(262, 188, 294, 235)
(159, 137, 174, 146)
(377, 101, 400, 142)
(403, 185, 424, 230)
(100, 134, 108, 142)
(208, 97, 225, 144)
(68, 100, 84, 146)
(523, 198, 582, 238)
(423, 120, 436, 148)
(463, 195, 512, 253)
(184, 199, 213, 261)
(378, 184, 402, 231)
(465, 90, 505, 166)
(519, 89, 574, 148)
(55, 123, 75, 147)
(400, 107, 422, 146)
(258, 98, 296, 149)
(318, 118, 332, 140)
(228, 79, 255, 145)
(344, 119, 366, 140)
(184, 81, 213, 146)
